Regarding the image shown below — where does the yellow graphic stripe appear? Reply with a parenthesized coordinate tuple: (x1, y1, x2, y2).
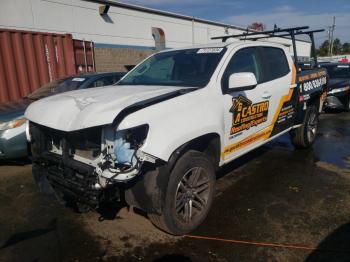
(271, 87, 294, 126)
(221, 126, 273, 159)
(291, 63, 296, 85)
(297, 69, 327, 82)
(221, 65, 297, 160)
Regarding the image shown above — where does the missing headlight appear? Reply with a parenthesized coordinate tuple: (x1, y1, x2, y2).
(114, 125, 148, 166)
(97, 124, 149, 184)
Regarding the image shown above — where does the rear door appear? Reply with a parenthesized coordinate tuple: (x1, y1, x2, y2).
(258, 47, 297, 136)
(221, 46, 294, 162)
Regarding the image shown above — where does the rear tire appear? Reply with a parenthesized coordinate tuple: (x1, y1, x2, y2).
(290, 105, 319, 148)
(149, 150, 216, 235)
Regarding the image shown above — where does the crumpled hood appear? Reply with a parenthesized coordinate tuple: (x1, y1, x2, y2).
(25, 85, 186, 131)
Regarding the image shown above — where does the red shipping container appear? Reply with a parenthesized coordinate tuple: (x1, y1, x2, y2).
(0, 28, 95, 103)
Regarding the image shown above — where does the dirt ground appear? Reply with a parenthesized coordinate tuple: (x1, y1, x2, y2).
(1, 112, 350, 261)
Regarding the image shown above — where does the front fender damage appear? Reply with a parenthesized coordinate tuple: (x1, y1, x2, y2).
(29, 88, 197, 212)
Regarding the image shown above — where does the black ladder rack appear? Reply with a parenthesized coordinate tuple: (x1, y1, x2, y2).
(211, 26, 325, 70)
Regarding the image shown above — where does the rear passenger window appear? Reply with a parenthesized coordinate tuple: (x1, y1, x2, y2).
(222, 47, 262, 91)
(261, 47, 290, 82)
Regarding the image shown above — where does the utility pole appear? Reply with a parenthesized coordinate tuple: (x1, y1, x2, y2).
(327, 26, 332, 55)
(330, 16, 336, 57)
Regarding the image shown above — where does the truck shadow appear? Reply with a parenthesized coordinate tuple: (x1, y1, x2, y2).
(306, 221, 350, 261)
(0, 218, 57, 249)
(217, 145, 271, 180)
(96, 201, 125, 221)
(0, 157, 31, 166)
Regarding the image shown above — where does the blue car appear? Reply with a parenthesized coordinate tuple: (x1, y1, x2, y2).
(0, 72, 125, 160)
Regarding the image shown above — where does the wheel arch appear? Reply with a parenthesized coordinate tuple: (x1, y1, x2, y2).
(307, 94, 321, 112)
(167, 132, 221, 171)
(124, 133, 221, 214)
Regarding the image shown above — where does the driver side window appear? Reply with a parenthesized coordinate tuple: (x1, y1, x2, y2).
(143, 57, 175, 80)
(222, 47, 262, 92)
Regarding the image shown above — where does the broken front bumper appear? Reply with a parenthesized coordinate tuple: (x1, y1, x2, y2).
(29, 121, 161, 213)
(32, 156, 105, 208)
(29, 122, 120, 209)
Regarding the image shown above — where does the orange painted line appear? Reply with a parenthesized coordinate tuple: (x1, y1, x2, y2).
(184, 234, 350, 253)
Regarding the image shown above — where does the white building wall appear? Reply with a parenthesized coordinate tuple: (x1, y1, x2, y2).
(0, 0, 310, 57)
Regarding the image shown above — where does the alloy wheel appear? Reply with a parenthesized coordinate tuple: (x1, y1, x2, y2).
(175, 167, 211, 222)
(307, 111, 318, 142)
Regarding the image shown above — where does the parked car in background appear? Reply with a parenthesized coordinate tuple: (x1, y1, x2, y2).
(0, 72, 125, 160)
(320, 63, 350, 111)
(298, 61, 316, 71)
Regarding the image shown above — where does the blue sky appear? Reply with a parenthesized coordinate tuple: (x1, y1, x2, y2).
(122, 0, 350, 46)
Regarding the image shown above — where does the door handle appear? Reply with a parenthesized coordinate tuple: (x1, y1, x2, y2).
(261, 92, 272, 99)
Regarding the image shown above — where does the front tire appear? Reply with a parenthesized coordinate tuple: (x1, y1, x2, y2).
(149, 150, 216, 235)
(290, 105, 319, 148)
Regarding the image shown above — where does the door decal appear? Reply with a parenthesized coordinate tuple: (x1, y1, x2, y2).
(230, 95, 269, 135)
(222, 65, 297, 160)
(223, 88, 294, 160)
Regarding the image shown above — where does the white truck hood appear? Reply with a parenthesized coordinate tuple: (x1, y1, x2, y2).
(25, 85, 185, 131)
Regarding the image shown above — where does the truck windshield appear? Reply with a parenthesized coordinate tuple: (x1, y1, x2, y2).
(118, 48, 226, 87)
(323, 65, 350, 79)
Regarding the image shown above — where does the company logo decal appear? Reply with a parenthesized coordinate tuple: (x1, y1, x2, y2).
(301, 76, 327, 92)
(223, 127, 273, 158)
(230, 95, 269, 135)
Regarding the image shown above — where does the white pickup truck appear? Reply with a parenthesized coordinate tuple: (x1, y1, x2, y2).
(26, 27, 328, 235)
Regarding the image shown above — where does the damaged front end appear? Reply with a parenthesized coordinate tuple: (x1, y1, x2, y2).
(96, 124, 150, 185)
(29, 121, 154, 210)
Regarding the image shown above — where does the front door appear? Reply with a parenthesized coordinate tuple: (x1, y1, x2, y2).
(221, 46, 294, 162)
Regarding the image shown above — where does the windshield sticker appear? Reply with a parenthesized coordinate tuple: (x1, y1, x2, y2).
(197, 48, 223, 54)
(337, 65, 349, 68)
(230, 95, 269, 135)
(72, 78, 86, 82)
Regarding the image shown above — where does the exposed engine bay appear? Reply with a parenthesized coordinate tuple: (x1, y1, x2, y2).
(95, 124, 152, 185)
(29, 122, 155, 209)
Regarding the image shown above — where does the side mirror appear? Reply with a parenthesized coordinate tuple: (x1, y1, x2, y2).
(228, 72, 257, 92)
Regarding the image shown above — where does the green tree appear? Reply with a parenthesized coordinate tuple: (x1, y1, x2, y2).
(332, 38, 342, 55)
(247, 22, 266, 31)
(317, 40, 330, 56)
(342, 42, 350, 54)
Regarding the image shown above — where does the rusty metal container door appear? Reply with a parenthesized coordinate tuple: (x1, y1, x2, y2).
(0, 28, 95, 103)
(73, 39, 95, 74)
